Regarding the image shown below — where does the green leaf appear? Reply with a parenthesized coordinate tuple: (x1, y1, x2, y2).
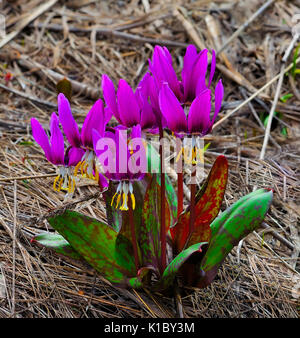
(291, 43, 300, 78)
(281, 126, 288, 136)
(154, 242, 207, 291)
(280, 93, 293, 103)
(48, 210, 137, 287)
(32, 232, 82, 260)
(197, 188, 273, 288)
(139, 175, 171, 273)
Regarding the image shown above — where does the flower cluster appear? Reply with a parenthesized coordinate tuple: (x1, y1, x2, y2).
(31, 45, 273, 292)
(31, 44, 224, 203)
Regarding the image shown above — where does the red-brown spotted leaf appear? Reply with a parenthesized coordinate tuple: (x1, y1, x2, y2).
(171, 155, 228, 253)
(196, 188, 273, 288)
(32, 232, 82, 260)
(48, 210, 136, 287)
(139, 175, 171, 273)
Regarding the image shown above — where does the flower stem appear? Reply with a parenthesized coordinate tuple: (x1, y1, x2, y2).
(188, 164, 196, 239)
(128, 197, 139, 273)
(159, 126, 166, 274)
(177, 172, 183, 218)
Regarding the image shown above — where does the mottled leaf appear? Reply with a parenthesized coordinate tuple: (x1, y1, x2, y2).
(146, 142, 178, 221)
(154, 242, 207, 291)
(32, 232, 82, 260)
(48, 210, 136, 287)
(197, 188, 273, 288)
(139, 175, 171, 273)
(171, 155, 228, 253)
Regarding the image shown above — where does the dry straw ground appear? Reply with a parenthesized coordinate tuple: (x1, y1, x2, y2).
(0, 0, 299, 318)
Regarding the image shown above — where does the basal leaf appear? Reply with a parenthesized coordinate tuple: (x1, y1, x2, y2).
(140, 175, 171, 274)
(171, 155, 228, 253)
(32, 232, 82, 260)
(154, 242, 207, 291)
(48, 210, 136, 287)
(146, 142, 177, 221)
(197, 188, 273, 288)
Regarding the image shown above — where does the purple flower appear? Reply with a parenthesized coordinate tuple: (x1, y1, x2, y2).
(31, 113, 84, 193)
(58, 93, 110, 187)
(93, 124, 146, 210)
(101, 74, 157, 131)
(158, 79, 224, 136)
(149, 45, 216, 104)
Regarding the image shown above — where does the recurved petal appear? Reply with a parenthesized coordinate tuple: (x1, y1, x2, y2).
(193, 50, 208, 96)
(117, 79, 140, 127)
(102, 74, 120, 122)
(210, 79, 224, 126)
(81, 99, 104, 147)
(150, 46, 182, 100)
(31, 118, 52, 162)
(182, 45, 198, 100)
(49, 112, 65, 165)
(98, 173, 109, 189)
(187, 89, 211, 134)
(67, 147, 85, 167)
(159, 83, 187, 133)
(58, 93, 81, 148)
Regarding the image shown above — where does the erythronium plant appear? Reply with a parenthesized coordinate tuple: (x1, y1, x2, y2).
(31, 44, 273, 293)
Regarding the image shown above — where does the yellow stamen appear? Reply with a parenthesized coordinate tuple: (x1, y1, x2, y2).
(74, 161, 81, 177)
(57, 177, 63, 191)
(53, 175, 60, 191)
(68, 177, 73, 194)
(70, 178, 76, 193)
(111, 192, 118, 207)
(192, 147, 197, 165)
(131, 193, 136, 210)
(94, 166, 99, 182)
(183, 147, 193, 164)
(120, 192, 128, 211)
(116, 193, 121, 208)
(175, 148, 184, 163)
(80, 160, 86, 176)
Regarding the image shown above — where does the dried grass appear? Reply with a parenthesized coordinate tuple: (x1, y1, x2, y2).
(0, 0, 299, 318)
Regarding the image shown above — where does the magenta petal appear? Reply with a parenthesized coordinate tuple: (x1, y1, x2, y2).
(81, 99, 104, 147)
(193, 50, 208, 96)
(104, 106, 113, 125)
(159, 83, 187, 133)
(131, 124, 142, 139)
(211, 79, 224, 125)
(208, 50, 216, 87)
(140, 102, 157, 130)
(58, 93, 81, 148)
(31, 118, 51, 162)
(188, 89, 211, 134)
(102, 74, 120, 122)
(182, 45, 198, 101)
(68, 147, 84, 167)
(49, 113, 65, 165)
(150, 46, 182, 100)
(117, 79, 140, 127)
(98, 173, 109, 189)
